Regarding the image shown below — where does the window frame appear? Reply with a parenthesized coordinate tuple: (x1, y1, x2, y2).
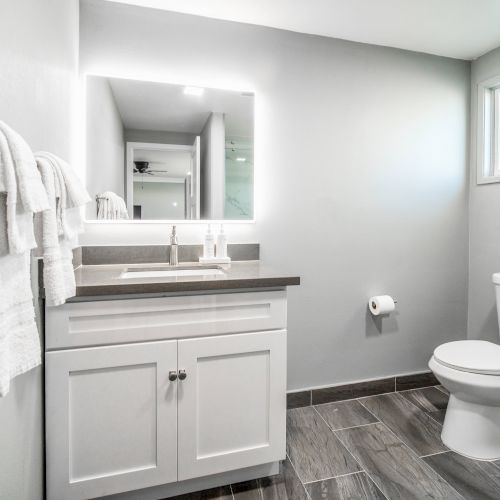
(477, 75, 500, 184)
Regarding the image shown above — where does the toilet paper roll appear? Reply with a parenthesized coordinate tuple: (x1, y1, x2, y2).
(369, 295, 395, 316)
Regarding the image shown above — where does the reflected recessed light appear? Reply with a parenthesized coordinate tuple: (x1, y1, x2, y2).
(173, 202, 178, 207)
(183, 86, 204, 96)
(236, 157, 246, 162)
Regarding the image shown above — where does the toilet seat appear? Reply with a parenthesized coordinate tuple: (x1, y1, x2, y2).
(433, 340, 500, 375)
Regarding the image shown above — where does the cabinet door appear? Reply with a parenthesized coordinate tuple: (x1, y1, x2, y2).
(177, 330, 286, 480)
(46, 341, 177, 500)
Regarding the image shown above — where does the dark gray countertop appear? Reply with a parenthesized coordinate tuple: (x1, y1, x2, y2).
(72, 261, 300, 297)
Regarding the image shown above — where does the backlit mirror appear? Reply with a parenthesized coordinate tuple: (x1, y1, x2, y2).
(85, 75, 254, 221)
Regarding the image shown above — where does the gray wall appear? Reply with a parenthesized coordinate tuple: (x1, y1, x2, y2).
(124, 128, 196, 146)
(0, 0, 78, 498)
(86, 76, 125, 218)
(468, 46, 500, 343)
(80, 0, 470, 390)
(133, 181, 186, 219)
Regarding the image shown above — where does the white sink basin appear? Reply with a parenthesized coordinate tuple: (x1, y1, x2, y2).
(119, 266, 225, 279)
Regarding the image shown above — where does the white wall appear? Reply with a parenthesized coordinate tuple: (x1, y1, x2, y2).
(200, 112, 225, 219)
(80, 0, 470, 390)
(468, 46, 500, 343)
(86, 76, 125, 218)
(0, 1, 79, 499)
(133, 181, 186, 219)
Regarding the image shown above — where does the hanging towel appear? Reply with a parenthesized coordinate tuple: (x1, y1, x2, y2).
(34, 157, 69, 307)
(34, 153, 90, 307)
(0, 131, 47, 255)
(0, 122, 48, 396)
(96, 191, 129, 220)
(35, 151, 90, 208)
(35, 151, 90, 241)
(0, 121, 48, 214)
(0, 253, 40, 397)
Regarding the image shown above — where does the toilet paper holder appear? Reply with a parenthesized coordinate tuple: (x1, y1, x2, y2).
(370, 298, 398, 310)
(368, 295, 398, 316)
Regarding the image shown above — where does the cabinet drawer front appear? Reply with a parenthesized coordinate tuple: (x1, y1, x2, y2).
(177, 329, 287, 480)
(46, 290, 287, 349)
(45, 341, 178, 500)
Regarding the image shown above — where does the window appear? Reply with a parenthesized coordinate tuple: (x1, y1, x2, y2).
(477, 76, 500, 183)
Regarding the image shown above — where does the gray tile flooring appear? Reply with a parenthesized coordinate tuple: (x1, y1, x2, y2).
(170, 386, 500, 499)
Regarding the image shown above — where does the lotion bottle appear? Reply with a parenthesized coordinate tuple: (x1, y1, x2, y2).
(216, 224, 227, 258)
(203, 224, 215, 258)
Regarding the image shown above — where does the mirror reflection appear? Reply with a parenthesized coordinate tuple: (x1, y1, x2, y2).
(85, 76, 254, 221)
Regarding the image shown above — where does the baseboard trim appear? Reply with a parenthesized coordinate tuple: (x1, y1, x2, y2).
(287, 371, 439, 409)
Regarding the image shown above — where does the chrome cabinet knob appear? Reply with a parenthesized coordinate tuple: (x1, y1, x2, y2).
(178, 370, 187, 380)
(168, 371, 178, 381)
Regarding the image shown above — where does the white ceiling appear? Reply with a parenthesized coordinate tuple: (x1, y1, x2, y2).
(104, 0, 500, 60)
(105, 76, 254, 137)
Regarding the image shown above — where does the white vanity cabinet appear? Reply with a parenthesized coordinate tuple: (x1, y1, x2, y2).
(46, 341, 179, 499)
(45, 290, 287, 500)
(177, 330, 286, 481)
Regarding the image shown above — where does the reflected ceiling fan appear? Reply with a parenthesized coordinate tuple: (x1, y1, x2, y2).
(133, 161, 168, 176)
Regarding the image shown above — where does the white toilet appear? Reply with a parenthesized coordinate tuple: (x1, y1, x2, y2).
(429, 273, 500, 461)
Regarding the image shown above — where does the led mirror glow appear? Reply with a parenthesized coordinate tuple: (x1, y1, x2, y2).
(84, 75, 254, 222)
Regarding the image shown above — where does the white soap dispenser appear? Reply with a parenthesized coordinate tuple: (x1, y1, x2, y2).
(203, 224, 215, 259)
(216, 224, 227, 259)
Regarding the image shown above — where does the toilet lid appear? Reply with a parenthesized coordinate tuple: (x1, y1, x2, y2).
(434, 340, 500, 375)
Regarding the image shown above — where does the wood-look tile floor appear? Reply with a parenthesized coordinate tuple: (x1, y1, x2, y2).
(169, 386, 500, 499)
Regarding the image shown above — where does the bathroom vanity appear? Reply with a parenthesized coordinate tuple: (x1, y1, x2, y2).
(42, 68, 301, 499)
(44, 259, 299, 500)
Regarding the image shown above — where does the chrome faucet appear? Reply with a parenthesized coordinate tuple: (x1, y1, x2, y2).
(169, 225, 178, 266)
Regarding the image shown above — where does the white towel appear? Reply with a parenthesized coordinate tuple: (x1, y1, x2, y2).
(0, 122, 47, 396)
(34, 154, 90, 306)
(0, 252, 40, 397)
(36, 151, 90, 208)
(0, 131, 43, 255)
(36, 151, 89, 241)
(97, 191, 129, 220)
(0, 121, 48, 214)
(34, 158, 70, 306)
